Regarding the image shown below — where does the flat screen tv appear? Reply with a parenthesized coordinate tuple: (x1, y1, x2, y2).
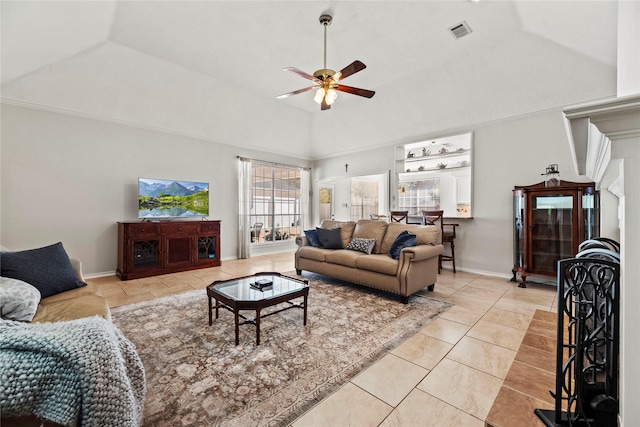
(138, 178, 209, 219)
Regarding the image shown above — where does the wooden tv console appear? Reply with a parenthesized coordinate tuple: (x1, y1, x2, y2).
(117, 220, 221, 280)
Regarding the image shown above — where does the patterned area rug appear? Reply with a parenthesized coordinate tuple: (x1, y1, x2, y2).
(111, 272, 451, 427)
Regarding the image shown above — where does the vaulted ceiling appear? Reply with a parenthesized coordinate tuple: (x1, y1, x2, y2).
(1, 1, 619, 159)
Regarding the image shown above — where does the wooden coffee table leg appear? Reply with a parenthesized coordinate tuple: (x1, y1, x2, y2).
(208, 296, 213, 326)
(215, 299, 220, 319)
(255, 307, 261, 345)
(303, 293, 308, 326)
(234, 309, 240, 346)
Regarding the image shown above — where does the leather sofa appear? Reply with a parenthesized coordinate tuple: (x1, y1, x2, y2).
(32, 258, 111, 323)
(1, 251, 111, 427)
(295, 219, 443, 303)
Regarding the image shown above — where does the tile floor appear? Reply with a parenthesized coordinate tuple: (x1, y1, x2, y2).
(90, 251, 558, 426)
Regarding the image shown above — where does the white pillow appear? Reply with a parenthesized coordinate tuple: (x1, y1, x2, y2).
(0, 277, 42, 322)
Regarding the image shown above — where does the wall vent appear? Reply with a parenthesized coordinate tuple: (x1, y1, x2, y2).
(449, 21, 472, 39)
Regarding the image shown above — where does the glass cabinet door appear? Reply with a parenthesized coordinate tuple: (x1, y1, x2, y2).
(529, 194, 575, 275)
(513, 190, 525, 269)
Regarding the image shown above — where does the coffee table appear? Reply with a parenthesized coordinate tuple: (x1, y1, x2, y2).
(207, 272, 309, 345)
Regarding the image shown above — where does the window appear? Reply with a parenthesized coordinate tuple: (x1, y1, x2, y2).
(250, 163, 301, 243)
(398, 179, 440, 215)
(350, 178, 379, 221)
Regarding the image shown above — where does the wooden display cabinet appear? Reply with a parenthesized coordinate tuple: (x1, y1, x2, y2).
(512, 180, 599, 287)
(117, 220, 221, 280)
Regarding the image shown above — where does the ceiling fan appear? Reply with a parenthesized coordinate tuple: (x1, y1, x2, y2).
(276, 14, 375, 111)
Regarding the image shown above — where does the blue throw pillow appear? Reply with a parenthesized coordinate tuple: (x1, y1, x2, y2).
(0, 242, 86, 298)
(388, 231, 417, 260)
(304, 229, 321, 247)
(316, 227, 343, 249)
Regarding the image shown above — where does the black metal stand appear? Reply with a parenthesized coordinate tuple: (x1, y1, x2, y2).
(535, 255, 619, 427)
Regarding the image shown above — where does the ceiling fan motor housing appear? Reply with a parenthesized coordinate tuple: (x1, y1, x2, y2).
(319, 14, 332, 26)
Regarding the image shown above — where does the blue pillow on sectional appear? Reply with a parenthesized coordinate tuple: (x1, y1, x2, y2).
(388, 231, 418, 260)
(304, 229, 321, 247)
(0, 242, 86, 298)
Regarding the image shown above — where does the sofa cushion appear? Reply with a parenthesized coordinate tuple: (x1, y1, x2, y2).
(0, 242, 87, 298)
(388, 231, 418, 260)
(316, 227, 343, 249)
(297, 246, 334, 262)
(32, 295, 111, 323)
(304, 229, 321, 247)
(0, 277, 41, 322)
(352, 220, 388, 254)
(380, 223, 441, 254)
(325, 249, 363, 268)
(356, 254, 399, 276)
(320, 220, 356, 248)
(345, 237, 376, 255)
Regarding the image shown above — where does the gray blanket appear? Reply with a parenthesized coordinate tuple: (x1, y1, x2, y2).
(0, 316, 146, 426)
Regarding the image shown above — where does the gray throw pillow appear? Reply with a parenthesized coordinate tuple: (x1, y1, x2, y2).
(345, 237, 376, 255)
(0, 242, 86, 298)
(316, 227, 343, 249)
(0, 277, 42, 322)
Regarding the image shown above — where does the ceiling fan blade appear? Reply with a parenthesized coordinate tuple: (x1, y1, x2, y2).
(276, 86, 317, 99)
(335, 84, 375, 98)
(334, 60, 366, 81)
(283, 67, 321, 83)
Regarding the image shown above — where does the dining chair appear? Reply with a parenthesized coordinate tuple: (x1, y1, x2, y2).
(389, 210, 409, 223)
(422, 210, 459, 273)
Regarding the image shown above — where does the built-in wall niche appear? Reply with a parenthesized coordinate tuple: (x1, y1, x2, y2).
(396, 132, 473, 218)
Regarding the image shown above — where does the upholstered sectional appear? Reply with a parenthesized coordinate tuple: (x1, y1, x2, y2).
(295, 219, 443, 303)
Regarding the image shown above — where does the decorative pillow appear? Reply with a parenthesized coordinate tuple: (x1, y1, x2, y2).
(0, 277, 41, 322)
(345, 237, 376, 255)
(316, 227, 343, 249)
(388, 231, 418, 260)
(304, 229, 321, 247)
(0, 242, 86, 298)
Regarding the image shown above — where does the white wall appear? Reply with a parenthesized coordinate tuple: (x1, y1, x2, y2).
(313, 109, 598, 277)
(0, 104, 310, 275)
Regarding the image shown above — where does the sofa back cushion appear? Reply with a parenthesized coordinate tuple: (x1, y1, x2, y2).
(352, 220, 388, 254)
(380, 223, 441, 255)
(320, 220, 356, 248)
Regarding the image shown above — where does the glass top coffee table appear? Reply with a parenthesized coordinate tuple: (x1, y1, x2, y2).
(207, 272, 309, 345)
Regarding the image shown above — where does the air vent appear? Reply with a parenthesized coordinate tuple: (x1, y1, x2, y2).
(449, 21, 472, 39)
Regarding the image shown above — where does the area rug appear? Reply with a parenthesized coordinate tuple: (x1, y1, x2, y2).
(111, 272, 451, 427)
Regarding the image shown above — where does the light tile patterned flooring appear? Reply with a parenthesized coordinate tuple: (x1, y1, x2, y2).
(90, 251, 558, 426)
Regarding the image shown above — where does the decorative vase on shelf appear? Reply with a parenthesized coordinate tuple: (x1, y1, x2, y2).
(437, 163, 447, 169)
(422, 148, 430, 156)
(418, 165, 425, 171)
(407, 151, 414, 158)
(439, 147, 448, 154)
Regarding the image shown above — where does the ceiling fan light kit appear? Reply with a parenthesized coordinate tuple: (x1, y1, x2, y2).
(277, 14, 375, 111)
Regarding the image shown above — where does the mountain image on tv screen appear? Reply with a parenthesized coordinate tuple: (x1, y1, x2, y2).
(138, 178, 209, 218)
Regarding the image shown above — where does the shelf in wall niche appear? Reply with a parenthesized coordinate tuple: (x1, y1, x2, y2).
(401, 149, 470, 163)
(401, 165, 471, 173)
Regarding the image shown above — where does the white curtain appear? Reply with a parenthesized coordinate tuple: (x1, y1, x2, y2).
(237, 157, 252, 259)
(300, 168, 311, 230)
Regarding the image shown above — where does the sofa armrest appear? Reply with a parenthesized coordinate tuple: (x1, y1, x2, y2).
(295, 236, 310, 247)
(69, 257, 85, 282)
(400, 244, 443, 262)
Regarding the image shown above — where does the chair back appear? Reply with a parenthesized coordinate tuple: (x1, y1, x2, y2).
(422, 210, 444, 228)
(389, 210, 409, 223)
(250, 223, 263, 242)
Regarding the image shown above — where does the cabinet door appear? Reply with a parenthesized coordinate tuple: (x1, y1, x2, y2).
(528, 193, 576, 276)
(196, 235, 218, 263)
(130, 238, 161, 271)
(164, 236, 194, 267)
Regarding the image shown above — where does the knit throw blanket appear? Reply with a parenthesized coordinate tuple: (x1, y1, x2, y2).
(0, 316, 146, 426)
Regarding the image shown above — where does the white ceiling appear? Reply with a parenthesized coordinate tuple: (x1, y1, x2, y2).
(1, 1, 619, 159)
